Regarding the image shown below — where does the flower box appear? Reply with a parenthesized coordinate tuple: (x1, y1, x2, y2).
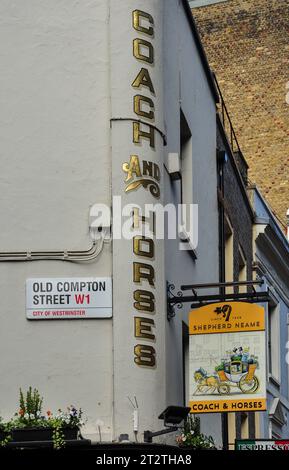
(11, 426, 79, 442)
(0, 387, 84, 449)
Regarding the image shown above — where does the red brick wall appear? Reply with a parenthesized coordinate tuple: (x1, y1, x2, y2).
(193, 0, 289, 226)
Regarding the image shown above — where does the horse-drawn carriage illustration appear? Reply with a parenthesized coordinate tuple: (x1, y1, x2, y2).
(193, 347, 259, 396)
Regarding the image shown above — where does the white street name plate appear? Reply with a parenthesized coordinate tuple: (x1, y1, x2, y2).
(26, 278, 112, 319)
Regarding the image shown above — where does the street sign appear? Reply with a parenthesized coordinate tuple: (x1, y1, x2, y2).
(26, 278, 112, 319)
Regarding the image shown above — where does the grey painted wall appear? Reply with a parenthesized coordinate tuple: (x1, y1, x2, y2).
(163, 0, 222, 448)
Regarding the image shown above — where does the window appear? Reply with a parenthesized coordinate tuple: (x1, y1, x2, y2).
(268, 303, 280, 383)
(269, 398, 286, 438)
(228, 413, 236, 450)
(179, 110, 196, 255)
(224, 215, 233, 293)
(180, 109, 192, 223)
(240, 413, 249, 439)
(238, 245, 247, 294)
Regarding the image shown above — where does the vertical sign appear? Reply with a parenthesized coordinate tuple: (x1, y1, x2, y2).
(189, 302, 266, 413)
(110, 0, 166, 436)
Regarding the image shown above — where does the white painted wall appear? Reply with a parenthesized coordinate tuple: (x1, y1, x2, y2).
(0, 0, 113, 441)
(0, 0, 222, 445)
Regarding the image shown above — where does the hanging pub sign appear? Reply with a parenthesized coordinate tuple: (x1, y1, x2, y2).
(189, 302, 266, 413)
(26, 278, 112, 319)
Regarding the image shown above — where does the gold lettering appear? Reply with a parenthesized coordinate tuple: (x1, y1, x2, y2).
(135, 317, 155, 340)
(154, 163, 160, 181)
(133, 121, 155, 148)
(134, 344, 156, 367)
(133, 236, 154, 258)
(122, 155, 141, 182)
(133, 10, 154, 36)
(132, 207, 155, 235)
(131, 10, 158, 369)
(132, 68, 155, 94)
(133, 38, 154, 64)
(134, 95, 155, 120)
(133, 262, 155, 286)
(142, 161, 153, 178)
(134, 290, 155, 312)
(142, 161, 160, 182)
